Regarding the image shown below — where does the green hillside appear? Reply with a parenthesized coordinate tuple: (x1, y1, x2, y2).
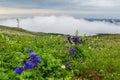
(0, 25, 120, 80)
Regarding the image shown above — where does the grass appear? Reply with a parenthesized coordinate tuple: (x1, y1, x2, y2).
(0, 25, 120, 80)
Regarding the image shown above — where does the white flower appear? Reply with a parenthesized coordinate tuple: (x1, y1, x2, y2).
(61, 65, 65, 69)
(89, 47, 91, 49)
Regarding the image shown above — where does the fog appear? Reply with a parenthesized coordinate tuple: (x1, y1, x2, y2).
(0, 16, 120, 36)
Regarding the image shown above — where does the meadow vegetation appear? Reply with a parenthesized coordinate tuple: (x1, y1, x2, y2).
(0, 25, 120, 80)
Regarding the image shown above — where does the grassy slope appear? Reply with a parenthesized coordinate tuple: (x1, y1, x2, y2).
(0, 25, 120, 80)
(0, 25, 64, 36)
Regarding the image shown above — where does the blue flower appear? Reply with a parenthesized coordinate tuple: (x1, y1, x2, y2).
(24, 61, 33, 70)
(30, 52, 41, 63)
(28, 48, 33, 53)
(14, 66, 23, 74)
(30, 52, 37, 59)
(79, 40, 84, 44)
(30, 53, 41, 62)
(72, 37, 79, 43)
(70, 47, 75, 54)
(68, 35, 70, 40)
(34, 56, 41, 63)
(15, 49, 42, 74)
(65, 62, 70, 68)
(33, 62, 38, 68)
(67, 35, 71, 43)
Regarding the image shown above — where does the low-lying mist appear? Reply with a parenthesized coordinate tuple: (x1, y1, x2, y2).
(0, 15, 120, 36)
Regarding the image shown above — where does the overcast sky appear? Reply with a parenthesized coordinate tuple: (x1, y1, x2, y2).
(0, 0, 120, 35)
(0, 0, 120, 18)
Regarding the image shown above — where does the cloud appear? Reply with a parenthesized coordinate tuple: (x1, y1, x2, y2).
(0, 0, 119, 11)
(0, 16, 120, 36)
(81, 0, 120, 8)
(0, 8, 63, 15)
(0, 7, 120, 16)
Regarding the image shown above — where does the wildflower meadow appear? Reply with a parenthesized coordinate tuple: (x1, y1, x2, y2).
(0, 26, 120, 80)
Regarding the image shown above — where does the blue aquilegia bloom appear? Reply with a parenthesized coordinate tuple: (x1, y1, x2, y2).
(72, 36, 84, 44)
(28, 48, 33, 53)
(67, 35, 72, 43)
(70, 47, 76, 59)
(34, 56, 41, 63)
(23, 61, 33, 70)
(33, 62, 39, 67)
(68, 35, 70, 41)
(30, 52, 37, 59)
(79, 39, 84, 44)
(70, 47, 75, 54)
(65, 62, 70, 68)
(29, 49, 41, 68)
(14, 66, 23, 74)
(72, 36, 79, 43)
(14, 49, 42, 74)
(30, 52, 41, 63)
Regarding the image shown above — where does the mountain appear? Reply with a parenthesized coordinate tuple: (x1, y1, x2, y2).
(85, 18, 120, 25)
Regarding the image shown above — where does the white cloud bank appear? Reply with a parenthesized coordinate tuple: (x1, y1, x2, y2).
(73, 0, 120, 8)
(0, 16, 120, 36)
